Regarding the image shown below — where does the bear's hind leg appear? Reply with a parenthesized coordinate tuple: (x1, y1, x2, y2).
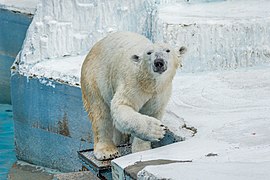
(88, 97, 120, 160)
(132, 137, 151, 153)
(113, 128, 130, 146)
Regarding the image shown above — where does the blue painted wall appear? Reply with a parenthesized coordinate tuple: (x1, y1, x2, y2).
(0, 9, 32, 104)
(11, 73, 93, 172)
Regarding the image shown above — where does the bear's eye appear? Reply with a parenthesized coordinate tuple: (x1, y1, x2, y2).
(166, 49, 170, 53)
(147, 51, 152, 55)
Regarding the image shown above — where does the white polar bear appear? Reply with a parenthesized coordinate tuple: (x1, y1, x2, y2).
(81, 32, 186, 160)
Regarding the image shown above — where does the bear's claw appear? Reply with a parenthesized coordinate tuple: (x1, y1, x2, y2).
(135, 117, 167, 142)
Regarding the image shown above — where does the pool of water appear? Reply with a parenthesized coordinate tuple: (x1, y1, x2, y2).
(0, 104, 16, 180)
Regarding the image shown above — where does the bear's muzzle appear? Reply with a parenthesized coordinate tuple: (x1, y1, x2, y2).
(153, 58, 167, 74)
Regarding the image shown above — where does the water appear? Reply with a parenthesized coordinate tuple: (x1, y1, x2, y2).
(0, 104, 16, 180)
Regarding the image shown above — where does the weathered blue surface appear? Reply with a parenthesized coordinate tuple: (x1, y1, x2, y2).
(0, 9, 32, 104)
(11, 73, 93, 172)
(0, 104, 16, 180)
(0, 54, 14, 104)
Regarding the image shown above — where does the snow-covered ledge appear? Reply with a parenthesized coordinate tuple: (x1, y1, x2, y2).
(0, 0, 37, 15)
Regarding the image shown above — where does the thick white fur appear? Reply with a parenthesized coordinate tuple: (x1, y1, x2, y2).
(81, 32, 186, 160)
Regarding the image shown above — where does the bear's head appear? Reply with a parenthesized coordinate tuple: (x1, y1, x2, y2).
(131, 43, 187, 77)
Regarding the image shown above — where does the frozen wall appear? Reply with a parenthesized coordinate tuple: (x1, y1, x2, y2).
(17, 0, 270, 77)
(152, 0, 270, 72)
(18, 0, 158, 75)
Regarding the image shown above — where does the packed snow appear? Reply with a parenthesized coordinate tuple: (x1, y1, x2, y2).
(28, 55, 86, 86)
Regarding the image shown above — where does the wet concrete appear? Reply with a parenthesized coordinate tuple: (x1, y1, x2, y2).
(53, 171, 99, 180)
(8, 161, 55, 180)
(11, 74, 92, 172)
(8, 161, 99, 180)
(124, 159, 192, 179)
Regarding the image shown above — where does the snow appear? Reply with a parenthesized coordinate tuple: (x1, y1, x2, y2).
(28, 55, 86, 86)
(112, 65, 270, 179)
(158, 1, 270, 23)
(0, 0, 37, 14)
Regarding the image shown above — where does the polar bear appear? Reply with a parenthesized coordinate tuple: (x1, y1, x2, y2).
(81, 32, 186, 160)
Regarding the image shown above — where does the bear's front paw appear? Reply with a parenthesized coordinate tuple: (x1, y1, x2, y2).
(94, 143, 120, 160)
(137, 117, 167, 142)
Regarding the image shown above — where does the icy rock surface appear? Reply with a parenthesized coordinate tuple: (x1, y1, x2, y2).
(153, 0, 270, 72)
(15, 0, 270, 84)
(18, 0, 156, 74)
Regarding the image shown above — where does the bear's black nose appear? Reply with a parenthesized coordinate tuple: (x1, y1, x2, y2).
(154, 59, 164, 68)
(153, 59, 167, 74)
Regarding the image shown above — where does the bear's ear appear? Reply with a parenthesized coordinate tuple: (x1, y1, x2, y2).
(179, 46, 187, 56)
(177, 46, 187, 68)
(131, 54, 141, 63)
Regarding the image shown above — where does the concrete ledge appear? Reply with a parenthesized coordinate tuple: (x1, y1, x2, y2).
(8, 160, 99, 180)
(8, 161, 59, 180)
(137, 162, 270, 180)
(11, 73, 93, 172)
(53, 171, 99, 180)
